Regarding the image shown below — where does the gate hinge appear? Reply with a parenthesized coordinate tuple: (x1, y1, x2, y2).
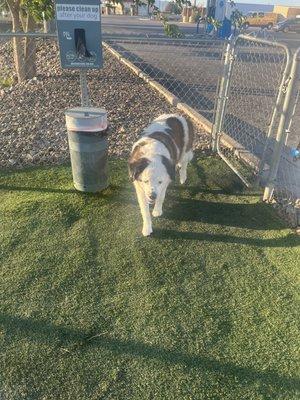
(282, 77, 292, 93)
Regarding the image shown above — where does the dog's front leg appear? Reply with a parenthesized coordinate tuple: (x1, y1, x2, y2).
(178, 159, 188, 184)
(134, 182, 152, 236)
(178, 151, 193, 184)
(153, 183, 168, 217)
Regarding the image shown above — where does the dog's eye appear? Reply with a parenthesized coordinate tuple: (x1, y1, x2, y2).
(158, 181, 162, 185)
(144, 180, 149, 184)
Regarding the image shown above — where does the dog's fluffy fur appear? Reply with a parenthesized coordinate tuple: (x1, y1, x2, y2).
(129, 114, 194, 236)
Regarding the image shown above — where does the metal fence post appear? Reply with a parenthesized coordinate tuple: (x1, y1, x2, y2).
(79, 70, 91, 107)
(211, 37, 236, 152)
(263, 48, 300, 202)
(258, 46, 292, 178)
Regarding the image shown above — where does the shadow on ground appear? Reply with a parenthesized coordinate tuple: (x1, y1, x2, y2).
(0, 313, 299, 393)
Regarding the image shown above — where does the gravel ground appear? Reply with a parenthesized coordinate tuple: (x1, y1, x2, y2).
(0, 38, 209, 169)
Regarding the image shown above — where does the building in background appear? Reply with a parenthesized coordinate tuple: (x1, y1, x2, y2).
(231, 3, 300, 19)
(235, 3, 274, 14)
(103, 1, 300, 19)
(273, 5, 300, 18)
(206, 2, 300, 20)
(155, 1, 169, 11)
(103, 0, 150, 16)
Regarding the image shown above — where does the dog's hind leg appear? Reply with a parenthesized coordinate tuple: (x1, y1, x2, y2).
(134, 182, 153, 236)
(178, 161, 188, 184)
(153, 183, 168, 217)
(178, 151, 193, 184)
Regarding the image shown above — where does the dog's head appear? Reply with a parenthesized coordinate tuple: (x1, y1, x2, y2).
(129, 155, 175, 204)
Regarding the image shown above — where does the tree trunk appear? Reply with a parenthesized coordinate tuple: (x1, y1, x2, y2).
(19, 10, 26, 31)
(24, 14, 36, 79)
(43, 19, 56, 33)
(7, 1, 26, 83)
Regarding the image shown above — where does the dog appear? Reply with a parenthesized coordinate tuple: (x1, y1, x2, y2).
(129, 114, 194, 236)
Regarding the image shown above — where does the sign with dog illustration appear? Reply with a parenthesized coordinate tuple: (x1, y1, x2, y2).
(55, 0, 102, 69)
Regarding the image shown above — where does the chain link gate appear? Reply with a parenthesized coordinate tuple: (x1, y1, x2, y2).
(211, 34, 291, 188)
(264, 48, 300, 225)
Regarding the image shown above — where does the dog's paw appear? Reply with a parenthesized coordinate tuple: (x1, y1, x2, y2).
(152, 209, 163, 217)
(179, 171, 187, 184)
(142, 226, 153, 237)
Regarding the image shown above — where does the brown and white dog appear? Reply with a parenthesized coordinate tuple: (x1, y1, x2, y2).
(129, 114, 194, 236)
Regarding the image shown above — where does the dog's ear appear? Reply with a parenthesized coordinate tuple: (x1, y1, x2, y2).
(161, 155, 175, 181)
(128, 157, 150, 182)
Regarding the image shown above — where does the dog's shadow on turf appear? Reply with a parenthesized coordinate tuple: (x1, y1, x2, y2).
(159, 199, 284, 231)
(174, 154, 248, 197)
(156, 154, 287, 232)
(114, 153, 290, 236)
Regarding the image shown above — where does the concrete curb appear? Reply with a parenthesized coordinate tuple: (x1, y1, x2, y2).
(103, 42, 179, 106)
(177, 102, 212, 133)
(103, 41, 260, 170)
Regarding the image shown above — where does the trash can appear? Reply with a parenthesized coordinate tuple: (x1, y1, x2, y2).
(65, 107, 108, 193)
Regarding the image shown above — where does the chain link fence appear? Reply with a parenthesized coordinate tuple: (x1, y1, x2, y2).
(0, 33, 83, 168)
(0, 34, 14, 87)
(0, 31, 299, 226)
(0, 32, 60, 84)
(269, 49, 300, 225)
(104, 36, 226, 122)
(1, 32, 212, 170)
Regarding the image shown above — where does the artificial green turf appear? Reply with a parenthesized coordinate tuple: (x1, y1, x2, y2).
(0, 155, 299, 400)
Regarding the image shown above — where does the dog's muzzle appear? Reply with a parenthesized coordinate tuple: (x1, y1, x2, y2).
(149, 192, 157, 201)
(148, 192, 157, 204)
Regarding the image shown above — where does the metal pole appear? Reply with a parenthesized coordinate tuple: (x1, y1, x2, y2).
(214, 38, 251, 188)
(79, 70, 91, 107)
(263, 48, 300, 202)
(211, 37, 236, 152)
(285, 87, 300, 146)
(258, 46, 292, 177)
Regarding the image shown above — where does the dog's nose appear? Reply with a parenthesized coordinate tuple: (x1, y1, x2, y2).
(150, 192, 157, 201)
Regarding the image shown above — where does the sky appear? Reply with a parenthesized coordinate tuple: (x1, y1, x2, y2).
(197, 0, 300, 5)
(236, 0, 299, 5)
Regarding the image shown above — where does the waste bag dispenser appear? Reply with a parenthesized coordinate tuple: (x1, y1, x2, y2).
(56, 1, 108, 193)
(55, 0, 102, 69)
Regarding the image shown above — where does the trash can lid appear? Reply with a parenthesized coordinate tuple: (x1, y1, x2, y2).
(65, 107, 107, 132)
